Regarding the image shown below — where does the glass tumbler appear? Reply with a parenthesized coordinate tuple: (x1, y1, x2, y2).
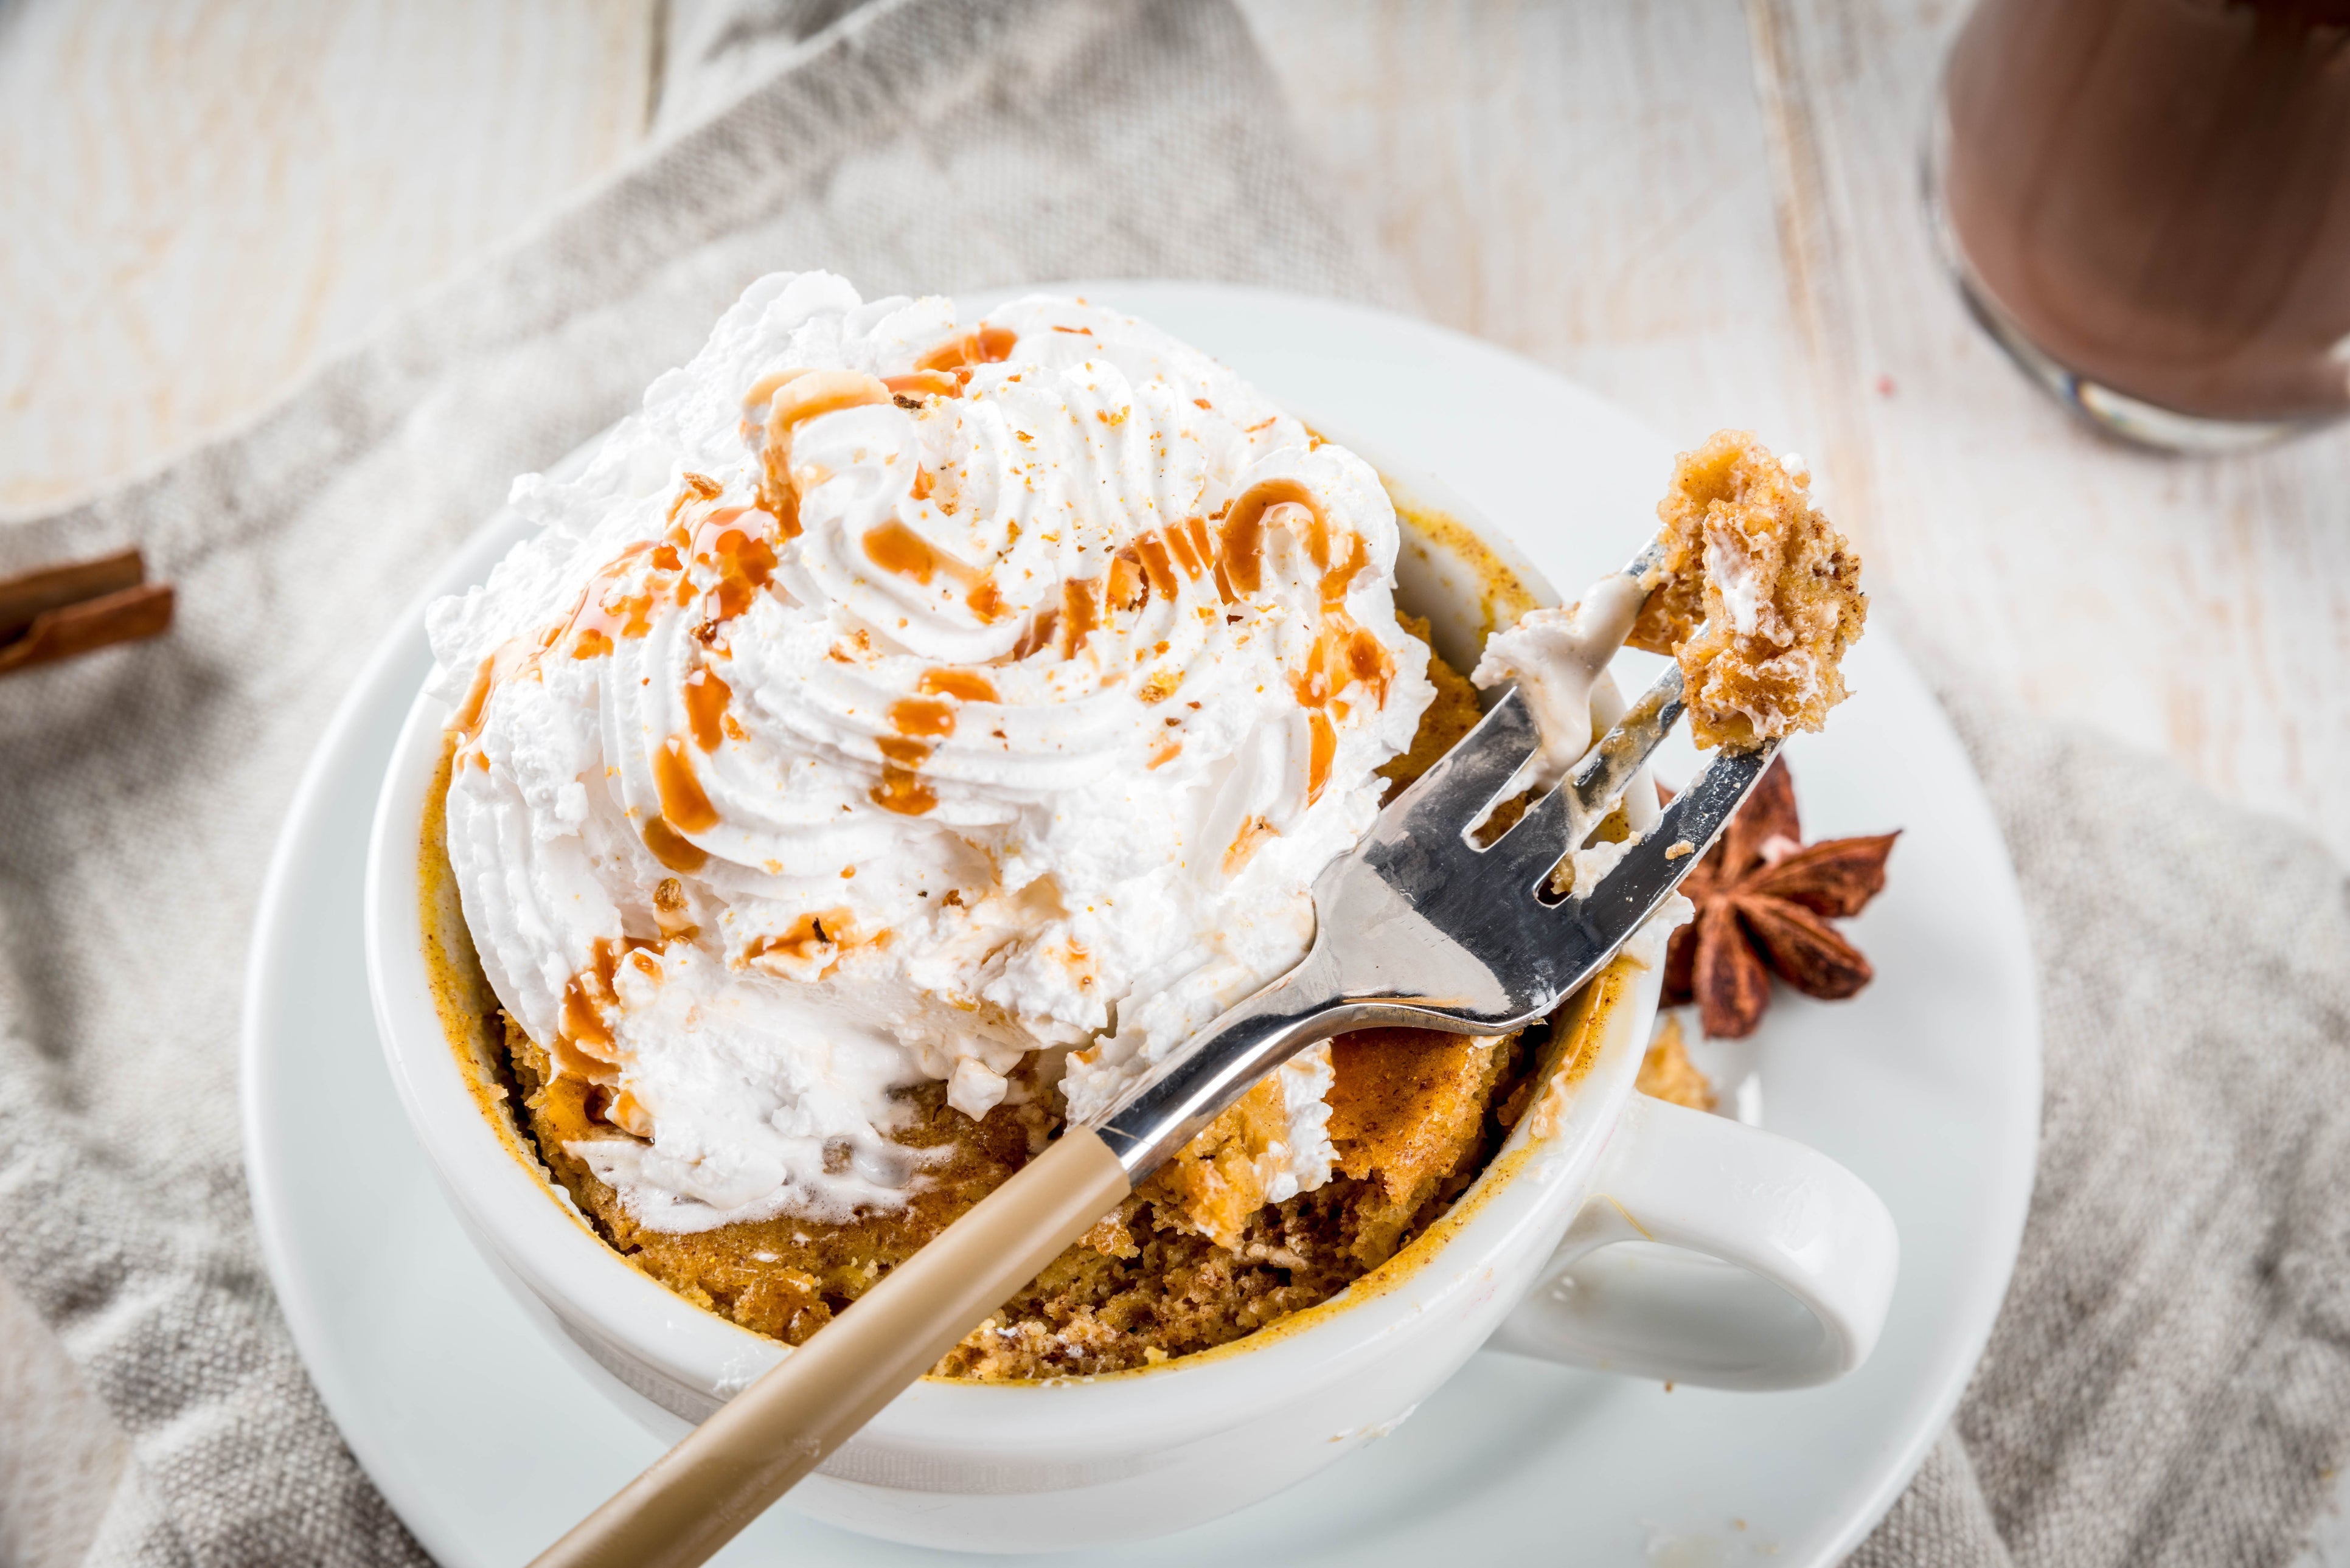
(1928, 0, 2350, 451)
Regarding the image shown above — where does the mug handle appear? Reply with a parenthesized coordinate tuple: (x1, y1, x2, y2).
(1484, 1094, 1900, 1390)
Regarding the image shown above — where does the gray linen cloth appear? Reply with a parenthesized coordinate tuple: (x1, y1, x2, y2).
(1847, 683, 2350, 1568)
(1, 1, 2343, 1564)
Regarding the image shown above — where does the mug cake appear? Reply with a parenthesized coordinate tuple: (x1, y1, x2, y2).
(418, 272, 1858, 1379)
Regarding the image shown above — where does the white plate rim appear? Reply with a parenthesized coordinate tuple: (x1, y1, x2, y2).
(240, 279, 2041, 1566)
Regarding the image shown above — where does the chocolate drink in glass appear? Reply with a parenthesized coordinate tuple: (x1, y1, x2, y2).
(1933, 0, 2350, 449)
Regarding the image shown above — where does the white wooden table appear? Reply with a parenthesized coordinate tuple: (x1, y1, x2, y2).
(4, 2, 2346, 1563)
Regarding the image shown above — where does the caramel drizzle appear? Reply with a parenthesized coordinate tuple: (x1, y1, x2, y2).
(1132, 534, 1180, 597)
(603, 1089, 655, 1138)
(560, 543, 659, 658)
(915, 324, 1018, 373)
(642, 817, 707, 872)
(1195, 479, 1394, 807)
(998, 479, 1387, 804)
(863, 667, 1005, 817)
(450, 635, 546, 745)
(888, 695, 956, 738)
(1060, 575, 1103, 654)
(523, 480, 790, 856)
(1107, 549, 1146, 612)
(889, 474, 1395, 811)
(684, 668, 731, 751)
(871, 765, 938, 817)
(862, 521, 1010, 623)
(743, 359, 1022, 824)
(653, 735, 719, 833)
(874, 723, 937, 816)
(461, 372, 1389, 856)
(883, 370, 962, 401)
(745, 907, 887, 981)
(1305, 712, 1338, 805)
(748, 369, 894, 538)
(681, 508, 777, 623)
(526, 480, 782, 689)
(647, 726, 718, 873)
(1161, 517, 1212, 588)
(556, 935, 661, 1081)
(1223, 814, 1279, 875)
(919, 668, 998, 702)
(1009, 606, 1059, 659)
(668, 471, 723, 518)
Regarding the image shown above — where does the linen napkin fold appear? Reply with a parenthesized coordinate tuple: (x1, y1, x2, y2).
(0, 4, 1396, 1564)
(5, 3, 2347, 1566)
(1848, 682, 2350, 1568)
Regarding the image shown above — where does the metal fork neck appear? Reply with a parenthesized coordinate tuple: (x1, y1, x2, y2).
(1091, 943, 1350, 1182)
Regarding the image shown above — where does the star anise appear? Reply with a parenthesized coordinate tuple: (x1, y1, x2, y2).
(1661, 757, 1898, 1039)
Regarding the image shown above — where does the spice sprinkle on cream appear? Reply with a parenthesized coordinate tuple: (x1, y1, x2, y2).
(426, 273, 1433, 1232)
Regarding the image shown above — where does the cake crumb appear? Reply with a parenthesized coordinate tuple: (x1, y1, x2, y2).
(1628, 431, 1865, 752)
(1635, 1015, 1716, 1111)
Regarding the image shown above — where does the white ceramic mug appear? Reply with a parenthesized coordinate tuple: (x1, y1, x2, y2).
(364, 456, 1899, 1554)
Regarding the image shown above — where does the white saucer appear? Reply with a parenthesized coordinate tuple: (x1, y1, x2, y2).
(241, 282, 2039, 1566)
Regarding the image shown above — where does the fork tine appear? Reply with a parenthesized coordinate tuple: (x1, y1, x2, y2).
(1562, 663, 1684, 846)
(1484, 781, 1573, 885)
(1382, 686, 1541, 838)
(1473, 659, 1686, 886)
(1385, 535, 1673, 852)
(1566, 737, 1783, 928)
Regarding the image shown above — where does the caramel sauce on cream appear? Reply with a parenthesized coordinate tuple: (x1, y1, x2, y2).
(871, 768, 939, 817)
(669, 471, 724, 516)
(1132, 534, 1180, 597)
(1059, 576, 1104, 654)
(1161, 524, 1201, 581)
(1217, 479, 1324, 596)
(888, 696, 956, 738)
(558, 935, 661, 1080)
(653, 737, 719, 833)
(563, 542, 658, 656)
(864, 521, 944, 583)
(451, 636, 542, 742)
(915, 324, 1017, 372)
(1305, 713, 1338, 805)
(861, 521, 1009, 626)
(883, 370, 962, 401)
(642, 817, 709, 873)
(754, 370, 891, 535)
(917, 668, 998, 702)
(872, 723, 938, 813)
(684, 668, 732, 751)
(681, 510, 776, 623)
(760, 909, 849, 962)
(745, 907, 889, 980)
(454, 451, 1399, 854)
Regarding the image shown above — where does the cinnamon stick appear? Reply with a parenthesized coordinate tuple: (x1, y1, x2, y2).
(0, 548, 145, 640)
(0, 550, 175, 676)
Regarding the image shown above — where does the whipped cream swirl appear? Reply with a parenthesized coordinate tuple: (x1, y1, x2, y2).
(426, 274, 1434, 1230)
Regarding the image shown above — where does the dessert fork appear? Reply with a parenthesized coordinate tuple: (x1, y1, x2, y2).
(532, 549, 1782, 1568)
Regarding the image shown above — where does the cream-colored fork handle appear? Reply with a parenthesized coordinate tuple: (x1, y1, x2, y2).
(529, 1130, 1133, 1568)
